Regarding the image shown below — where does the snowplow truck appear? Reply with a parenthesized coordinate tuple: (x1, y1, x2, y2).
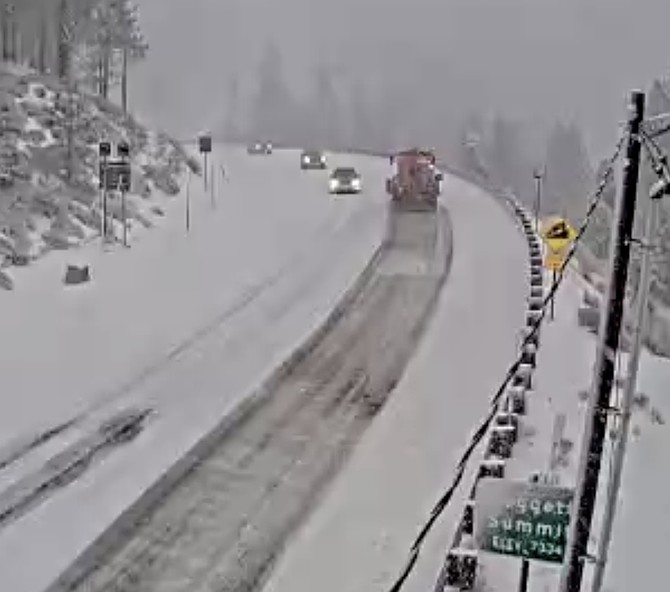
(385, 149, 441, 211)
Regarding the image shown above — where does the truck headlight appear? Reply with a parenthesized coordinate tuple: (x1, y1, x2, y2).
(329, 179, 339, 189)
(351, 178, 361, 188)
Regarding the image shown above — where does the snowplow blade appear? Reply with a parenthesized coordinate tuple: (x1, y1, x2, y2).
(390, 197, 438, 212)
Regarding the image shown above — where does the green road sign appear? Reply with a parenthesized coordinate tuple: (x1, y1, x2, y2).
(474, 478, 574, 564)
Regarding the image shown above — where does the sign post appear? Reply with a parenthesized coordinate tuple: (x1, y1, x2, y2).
(98, 141, 111, 244)
(117, 142, 131, 247)
(185, 168, 192, 232)
(198, 133, 212, 191)
(540, 217, 577, 320)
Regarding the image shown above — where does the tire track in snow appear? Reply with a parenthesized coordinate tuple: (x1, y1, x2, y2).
(46, 206, 453, 592)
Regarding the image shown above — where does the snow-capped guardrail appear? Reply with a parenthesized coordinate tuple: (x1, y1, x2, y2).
(435, 195, 545, 590)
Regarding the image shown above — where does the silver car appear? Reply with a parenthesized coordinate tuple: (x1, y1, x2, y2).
(329, 167, 362, 194)
(300, 150, 327, 169)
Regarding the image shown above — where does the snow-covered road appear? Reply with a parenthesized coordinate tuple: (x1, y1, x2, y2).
(0, 152, 573, 592)
(259, 174, 529, 592)
(0, 146, 387, 446)
(0, 146, 391, 592)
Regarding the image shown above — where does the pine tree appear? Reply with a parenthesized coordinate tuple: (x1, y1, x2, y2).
(543, 121, 592, 222)
(583, 158, 616, 260)
(311, 64, 341, 149)
(347, 79, 377, 152)
(485, 114, 531, 201)
(250, 41, 295, 145)
(75, 0, 147, 100)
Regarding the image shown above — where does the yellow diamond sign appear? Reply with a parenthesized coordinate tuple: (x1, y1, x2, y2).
(541, 217, 577, 272)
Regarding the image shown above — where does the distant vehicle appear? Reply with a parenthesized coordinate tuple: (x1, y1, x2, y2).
(386, 148, 442, 211)
(247, 141, 273, 155)
(300, 149, 327, 169)
(329, 167, 362, 194)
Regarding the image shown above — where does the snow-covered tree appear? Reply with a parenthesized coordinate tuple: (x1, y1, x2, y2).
(346, 79, 376, 151)
(3, 0, 147, 102)
(310, 64, 342, 149)
(76, 0, 147, 101)
(484, 114, 532, 202)
(249, 41, 296, 145)
(636, 80, 670, 305)
(458, 113, 489, 179)
(543, 121, 592, 223)
(582, 158, 617, 260)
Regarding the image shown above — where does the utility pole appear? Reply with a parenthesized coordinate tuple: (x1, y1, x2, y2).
(185, 169, 191, 232)
(590, 169, 667, 592)
(99, 141, 111, 244)
(121, 47, 128, 113)
(533, 167, 543, 233)
(210, 161, 216, 209)
(559, 90, 645, 592)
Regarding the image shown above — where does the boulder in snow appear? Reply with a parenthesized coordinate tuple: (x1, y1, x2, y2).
(63, 264, 90, 285)
(577, 305, 600, 331)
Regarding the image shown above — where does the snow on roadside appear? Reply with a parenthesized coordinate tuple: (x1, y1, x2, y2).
(260, 175, 528, 592)
(476, 272, 597, 590)
(474, 269, 670, 592)
(0, 148, 391, 592)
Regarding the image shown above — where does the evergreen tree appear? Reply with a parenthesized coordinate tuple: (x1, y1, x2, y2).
(250, 41, 295, 145)
(583, 158, 616, 260)
(347, 79, 375, 151)
(543, 121, 592, 222)
(311, 64, 341, 149)
(77, 0, 147, 99)
(485, 114, 530, 201)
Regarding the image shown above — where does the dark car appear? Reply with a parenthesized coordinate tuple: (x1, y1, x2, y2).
(300, 149, 327, 169)
(329, 167, 362, 194)
(247, 141, 273, 155)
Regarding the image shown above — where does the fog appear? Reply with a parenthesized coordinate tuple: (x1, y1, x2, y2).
(129, 0, 670, 157)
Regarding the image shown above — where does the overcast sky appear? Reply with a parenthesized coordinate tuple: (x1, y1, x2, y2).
(128, 0, 670, 157)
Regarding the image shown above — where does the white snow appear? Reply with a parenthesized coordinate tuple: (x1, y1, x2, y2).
(2, 145, 666, 592)
(260, 175, 529, 592)
(474, 272, 598, 590)
(478, 272, 670, 592)
(259, 187, 670, 592)
(0, 146, 391, 592)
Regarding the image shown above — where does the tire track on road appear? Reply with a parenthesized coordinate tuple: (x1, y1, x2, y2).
(48, 205, 453, 592)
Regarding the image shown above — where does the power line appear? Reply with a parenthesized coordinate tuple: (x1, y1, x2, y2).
(385, 133, 627, 592)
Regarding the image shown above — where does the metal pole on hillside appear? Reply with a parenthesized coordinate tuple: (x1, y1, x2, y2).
(533, 167, 543, 233)
(590, 172, 667, 592)
(185, 169, 191, 233)
(204, 152, 208, 191)
(210, 162, 216, 209)
(559, 90, 645, 592)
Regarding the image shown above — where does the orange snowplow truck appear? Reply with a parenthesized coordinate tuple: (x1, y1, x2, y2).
(385, 149, 442, 211)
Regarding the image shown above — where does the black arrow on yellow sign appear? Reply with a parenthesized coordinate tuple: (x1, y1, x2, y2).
(546, 220, 570, 240)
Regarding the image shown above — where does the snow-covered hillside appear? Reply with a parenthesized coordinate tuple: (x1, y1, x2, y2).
(0, 64, 198, 289)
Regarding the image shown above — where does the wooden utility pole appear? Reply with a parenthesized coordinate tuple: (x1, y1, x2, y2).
(559, 90, 645, 592)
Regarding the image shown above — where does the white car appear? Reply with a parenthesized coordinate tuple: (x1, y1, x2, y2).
(329, 167, 362, 194)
